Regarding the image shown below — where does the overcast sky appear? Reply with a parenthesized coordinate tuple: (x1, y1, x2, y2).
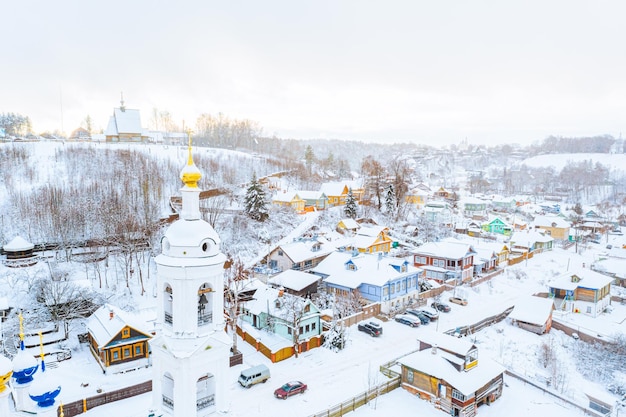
(3, 1, 625, 146)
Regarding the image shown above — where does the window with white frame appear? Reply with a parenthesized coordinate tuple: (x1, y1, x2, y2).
(452, 389, 466, 401)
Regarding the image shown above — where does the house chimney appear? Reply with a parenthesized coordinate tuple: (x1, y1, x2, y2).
(109, 309, 114, 320)
(431, 344, 438, 355)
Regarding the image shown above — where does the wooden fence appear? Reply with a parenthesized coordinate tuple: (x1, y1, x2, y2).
(335, 303, 381, 328)
(59, 381, 152, 417)
(308, 376, 401, 417)
(236, 326, 324, 363)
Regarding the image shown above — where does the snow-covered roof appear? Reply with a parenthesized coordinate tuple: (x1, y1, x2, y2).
(510, 230, 554, 245)
(297, 190, 327, 200)
(3, 236, 34, 251)
(533, 215, 570, 229)
(549, 268, 614, 291)
(509, 296, 554, 326)
(0, 296, 8, 310)
(105, 108, 143, 135)
(412, 239, 476, 260)
(398, 349, 504, 396)
(319, 182, 348, 196)
(278, 238, 335, 263)
(417, 330, 476, 356)
(338, 218, 360, 230)
(246, 284, 318, 318)
(312, 252, 420, 289)
(87, 304, 151, 348)
(268, 270, 320, 291)
(272, 191, 302, 203)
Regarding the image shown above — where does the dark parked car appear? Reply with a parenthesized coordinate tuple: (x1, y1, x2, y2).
(406, 309, 430, 325)
(431, 301, 451, 312)
(394, 314, 420, 327)
(357, 321, 383, 337)
(417, 307, 439, 321)
(274, 381, 307, 399)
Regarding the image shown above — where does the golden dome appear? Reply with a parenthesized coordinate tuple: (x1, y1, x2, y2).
(0, 370, 11, 393)
(180, 131, 202, 188)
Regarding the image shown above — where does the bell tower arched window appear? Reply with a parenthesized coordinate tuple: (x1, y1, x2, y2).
(198, 283, 213, 326)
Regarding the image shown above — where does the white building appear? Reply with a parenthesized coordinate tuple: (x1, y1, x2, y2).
(150, 138, 230, 416)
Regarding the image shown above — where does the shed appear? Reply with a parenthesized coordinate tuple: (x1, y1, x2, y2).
(508, 296, 554, 334)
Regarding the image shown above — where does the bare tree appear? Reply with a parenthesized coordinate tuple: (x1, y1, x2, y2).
(224, 257, 249, 354)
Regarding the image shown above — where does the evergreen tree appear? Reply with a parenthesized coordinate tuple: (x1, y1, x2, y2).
(244, 173, 269, 222)
(385, 185, 396, 216)
(344, 188, 358, 219)
(305, 145, 315, 175)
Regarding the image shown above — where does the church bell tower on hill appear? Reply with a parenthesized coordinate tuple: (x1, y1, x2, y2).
(150, 132, 230, 416)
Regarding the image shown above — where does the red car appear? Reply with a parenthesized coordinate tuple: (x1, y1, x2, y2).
(274, 381, 307, 399)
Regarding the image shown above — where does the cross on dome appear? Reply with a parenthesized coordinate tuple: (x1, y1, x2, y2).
(180, 129, 202, 188)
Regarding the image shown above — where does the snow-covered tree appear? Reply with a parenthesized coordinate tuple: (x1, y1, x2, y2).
(244, 173, 269, 222)
(385, 185, 395, 217)
(344, 187, 358, 219)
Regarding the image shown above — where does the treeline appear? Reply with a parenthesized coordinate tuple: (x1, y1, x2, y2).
(0, 112, 32, 136)
(538, 135, 619, 154)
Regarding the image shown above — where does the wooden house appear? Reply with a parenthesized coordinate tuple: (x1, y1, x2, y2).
(422, 201, 452, 225)
(271, 191, 305, 213)
(310, 251, 423, 313)
(532, 215, 571, 240)
(405, 186, 428, 208)
(548, 268, 612, 317)
(86, 304, 152, 372)
(462, 197, 488, 220)
(266, 238, 336, 273)
(472, 247, 498, 276)
(268, 269, 321, 298)
(297, 191, 328, 211)
(491, 196, 516, 212)
(508, 296, 554, 334)
(241, 285, 322, 343)
(336, 218, 360, 235)
(320, 182, 351, 207)
(481, 217, 512, 236)
(412, 239, 476, 284)
(104, 98, 149, 143)
(434, 186, 451, 199)
(348, 225, 392, 254)
(398, 331, 504, 417)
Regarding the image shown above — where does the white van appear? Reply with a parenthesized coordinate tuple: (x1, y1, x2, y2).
(238, 364, 270, 388)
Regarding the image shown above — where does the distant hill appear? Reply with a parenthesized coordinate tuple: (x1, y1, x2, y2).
(520, 153, 626, 172)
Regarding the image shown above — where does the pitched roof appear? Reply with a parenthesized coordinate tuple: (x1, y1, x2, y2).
(412, 240, 476, 260)
(398, 349, 504, 396)
(87, 304, 151, 348)
(549, 268, 614, 291)
(268, 270, 320, 292)
(533, 215, 570, 229)
(509, 296, 554, 325)
(3, 236, 34, 251)
(278, 238, 335, 263)
(105, 108, 143, 135)
(311, 252, 420, 289)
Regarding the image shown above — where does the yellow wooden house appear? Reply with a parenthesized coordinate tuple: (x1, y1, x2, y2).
(86, 305, 152, 372)
(272, 191, 305, 213)
(349, 225, 392, 254)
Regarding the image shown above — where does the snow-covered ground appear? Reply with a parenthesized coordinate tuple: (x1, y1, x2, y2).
(6, 241, 623, 417)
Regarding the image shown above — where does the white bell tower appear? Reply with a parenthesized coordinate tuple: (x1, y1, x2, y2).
(150, 132, 230, 416)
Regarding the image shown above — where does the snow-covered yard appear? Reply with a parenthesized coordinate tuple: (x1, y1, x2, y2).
(12, 243, 620, 417)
